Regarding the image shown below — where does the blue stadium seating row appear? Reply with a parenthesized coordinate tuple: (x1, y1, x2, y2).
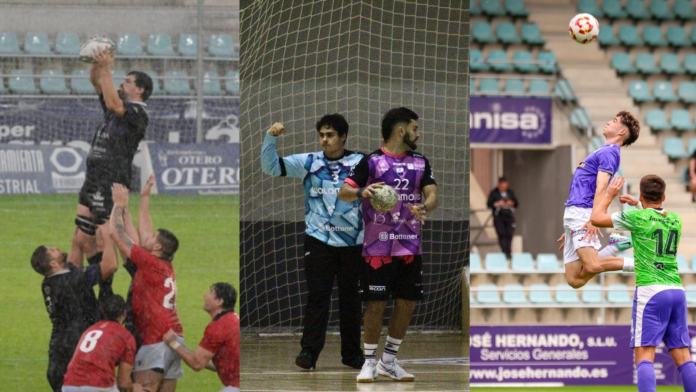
(0, 69, 240, 96)
(600, 24, 696, 47)
(471, 50, 558, 73)
(0, 32, 237, 58)
(647, 108, 696, 132)
(471, 78, 551, 96)
(578, 0, 696, 20)
(471, 22, 545, 45)
(628, 80, 696, 104)
(471, 0, 529, 17)
(473, 283, 633, 305)
(664, 138, 696, 159)
(612, 53, 696, 75)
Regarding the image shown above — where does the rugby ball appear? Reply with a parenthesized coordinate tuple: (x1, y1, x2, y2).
(79, 37, 116, 64)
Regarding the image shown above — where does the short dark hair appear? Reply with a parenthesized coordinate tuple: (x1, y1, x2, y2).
(640, 175, 666, 203)
(212, 282, 237, 310)
(316, 113, 349, 139)
(100, 294, 127, 322)
(617, 110, 640, 147)
(498, 177, 508, 183)
(128, 71, 153, 101)
(30, 246, 52, 276)
(381, 107, 419, 142)
(156, 229, 179, 262)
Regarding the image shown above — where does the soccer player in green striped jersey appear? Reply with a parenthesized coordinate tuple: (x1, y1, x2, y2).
(591, 175, 696, 392)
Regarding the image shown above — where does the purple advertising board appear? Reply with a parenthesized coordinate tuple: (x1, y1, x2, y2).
(470, 96, 552, 145)
(470, 325, 696, 386)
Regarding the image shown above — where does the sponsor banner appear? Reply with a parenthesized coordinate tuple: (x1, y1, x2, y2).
(149, 143, 240, 195)
(0, 144, 86, 194)
(471, 325, 696, 386)
(470, 97, 552, 145)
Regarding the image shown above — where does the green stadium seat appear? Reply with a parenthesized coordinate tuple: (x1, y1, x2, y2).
(626, 0, 652, 19)
(556, 79, 577, 101)
(603, 0, 627, 18)
(612, 53, 636, 74)
(538, 51, 558, 73)
(686, 54, 696, 75)
(555, 284, 580, 304)
(671, 109, 696, 131)
(71, 69, 94, 95)
(636, 53, 660, 74)
(147, 34, 175, 56)
(619, 26, 644, 46)
(667, 27, 690, 46)
(677, 255, 689, 271)
(607, 284, 631, 303)
(578, 0, 603, 17)
(521, 23, 546, 45)
(505, 0, 529, 16)
(482, 0, 506, 16)
(164, 71, 192, 95)
(479, 79, 499, 94)
(472, 22, 497, 43)
(477, 284, 502, 304)
(528, 80, 550, 96)
(225, 70, 240, 96)
(471, 0, 482, 15)
(485, 252, 509, 271)
(471, 253, 482, 271)
(688, 139, 696, 155)
(496, 23, 521, 44)
(682, 167, 690, 186)
(571, 108, 592, 130)
(470, 81, 476, 96)
(675, 0, 696, 20)
(660, 54, 684, 74)
(598, 25, 620, 46)
(511, 253, 534, 270)
(40, 69, 69, 95)
(643, 26, 667, 47)
(629, 80, 654, 102)
(208, 34, 236, 57)
(55, 33, 80, 55)
(678, 82, 696, 103)
(530, 284, 554, 304)
(691, 256, 696, 271)
(201, 71, 224, 96)
(537, 253, 560, 271)
(0, 32, 20, 54)
(503, 284, 528, 304)
(646, 109, 671, 131)
(589, 136, 604, 152)
(513, 51, 538, 73)
(25, 32, 51, 54)
(117, 34, 144, 56)
(178, 34, 198, 56)
(650, 0, 674, 19)
(488, 50, 513, 72)
(470, 50, 489, 71)
(690, 28, 696, 45)
(581, 284, 603, 304)
(686, 284, 696, 305)
(143, 71, 160, 96)
(664, 138, 690, 159)
(654, 81, 679, 102)
(8, 70, 37, 95)
(504, 79, 525, 96)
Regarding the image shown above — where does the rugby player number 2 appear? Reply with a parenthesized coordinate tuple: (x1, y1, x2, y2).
(394, 179, 409, 191)
(79, 330, 104, 353)
(163, 277, 177, 309)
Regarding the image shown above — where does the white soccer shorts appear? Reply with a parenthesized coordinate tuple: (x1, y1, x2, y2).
(134, 336, 185, 380)
(563, 206, 601, 265)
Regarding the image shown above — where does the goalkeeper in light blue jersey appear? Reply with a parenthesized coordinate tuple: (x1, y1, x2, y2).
(261, 114, 366, 371)
(591, 175, 696, 392)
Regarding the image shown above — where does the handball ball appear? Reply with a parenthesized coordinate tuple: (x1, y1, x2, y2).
(79, 36, 116, 64)
(569, 13, 599, 44)
(371, 185, 399, 212)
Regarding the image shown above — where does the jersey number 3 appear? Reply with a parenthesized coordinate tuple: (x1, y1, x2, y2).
(652, 229, 678, 257)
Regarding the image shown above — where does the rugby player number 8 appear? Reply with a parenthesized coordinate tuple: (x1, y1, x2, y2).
(79, 330, 104, 353)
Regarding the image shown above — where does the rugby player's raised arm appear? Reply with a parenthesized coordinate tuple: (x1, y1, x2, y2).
(90, 63, 102, 95)
(110, 184, 134, 259)
(138, 175, 155, 245)
(260, 123, 310, 178)
(94, 47, 126, 117)
(591, 176, 625, 228)
(98, 222, 118, 280)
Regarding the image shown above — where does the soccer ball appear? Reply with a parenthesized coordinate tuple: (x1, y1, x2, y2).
(569, 13, 599, 44)
(79, 36, 116, 64)
(371, 185, 399, 212)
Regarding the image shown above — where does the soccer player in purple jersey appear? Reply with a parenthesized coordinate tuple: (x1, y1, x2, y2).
(339, 107, 438, 383)
(560, 111, 640, 289)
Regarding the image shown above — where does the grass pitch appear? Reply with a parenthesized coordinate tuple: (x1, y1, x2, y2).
(0, 193, 239, 391)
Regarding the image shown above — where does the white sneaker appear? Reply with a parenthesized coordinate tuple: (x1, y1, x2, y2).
(356, 359, 377, 383)
(377, 359, 415, 382)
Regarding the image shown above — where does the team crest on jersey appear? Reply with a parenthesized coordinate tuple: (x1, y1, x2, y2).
(395, 167, 404, 176)
(578, 162, 586, 168)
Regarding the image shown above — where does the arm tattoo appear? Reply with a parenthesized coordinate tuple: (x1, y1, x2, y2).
(113, 206, 133, 249)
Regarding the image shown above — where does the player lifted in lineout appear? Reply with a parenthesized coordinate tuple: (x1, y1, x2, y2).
(591, 175, 696, 392)
(560, 111, 640, 289)
(339, 107, 438, 383)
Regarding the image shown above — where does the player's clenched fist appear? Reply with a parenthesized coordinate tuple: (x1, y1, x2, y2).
(268, 122, 285, 136)
(111, 183, 129, 207)
(141, 174, 155, 197)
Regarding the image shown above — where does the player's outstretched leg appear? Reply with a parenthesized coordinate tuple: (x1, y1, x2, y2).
(637, 359, 657, 392)
(565, 247, 631, 289)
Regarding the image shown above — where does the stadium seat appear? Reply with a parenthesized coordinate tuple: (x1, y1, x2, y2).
(643, 26, 667, 47)
(178, 34, 198, 56)
(646, 109, 671, 131)
(485, 253, 508, 271)
(578, 0, 603, 17)
(664, 138, 690, 159)
(555, 284, 580, 304)
(147, 34, 175, 56)
(40, 69, 69, 95)
(607, 284, 631, 304)
(691, 255, 696, 271)
(208, 34, 236, 57)
(683, 167, 690, 186)
(667, 27, 690, 47)
(602, 0, 627, 18)
(55, 33, 80, 55)
(686, 284, 696, 305)
(686, 54, 696, 75)
(8, 70, 37, 95)
(481, 0, 505, 16)
(671, 109, 696, 131)
(611, 53, 636, 74)
(688, 139, 696, 155)
(654, 81, 679, 102)
(470, 81, 476, 96)
(650, 0, 674, 19)
(538, 52, 558, 73)
(678, 82, 696, 104)
(472, 22, 497, 43)
(471, 0, 482, 15)
(225, 70, 240, 95)
(477, 284, 502, 304)
(164, 71, 192, 95)
(117, 34, 144, 56)
(674, 0, 696, 20)
(470, 50, 489, 71)
(511, 253, 534, 270)
(503, 284, 528, 304)
(598, 26, 621, 46)
(202, 71, 224, 96)
(660, 54, 684, 74)
(521, 23, 545, 45)
(571, 108, 592, 130)
(528, 80, 550, 96)
(24, 32, 51, 55)
(479, 79, 499, 94)
(690, 28, 696, 45)
(581, 284, 603, 304)
(71, 69, 94, 95)
(0, 32, 20, 54)
(504, 79, 525, 96)
(488, 50, 513, 72)
(629, 81, 654, 102)
(505, 0, 529, 16)
(471, 253, 482, 272)
(556, 79, 577, 102)
(529, 284, 554, 304)
(143, 71, 161, 96)
(512, 51, 538, 73)
(677, 254, 689, 271)
(589, 136, 604, 151)
(626, 0, 651, 19)
(636, 53, 660, 74)
(496, 23, 521, 44)
(537, 253, 560, 271)
(619, 26, 644, 46)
